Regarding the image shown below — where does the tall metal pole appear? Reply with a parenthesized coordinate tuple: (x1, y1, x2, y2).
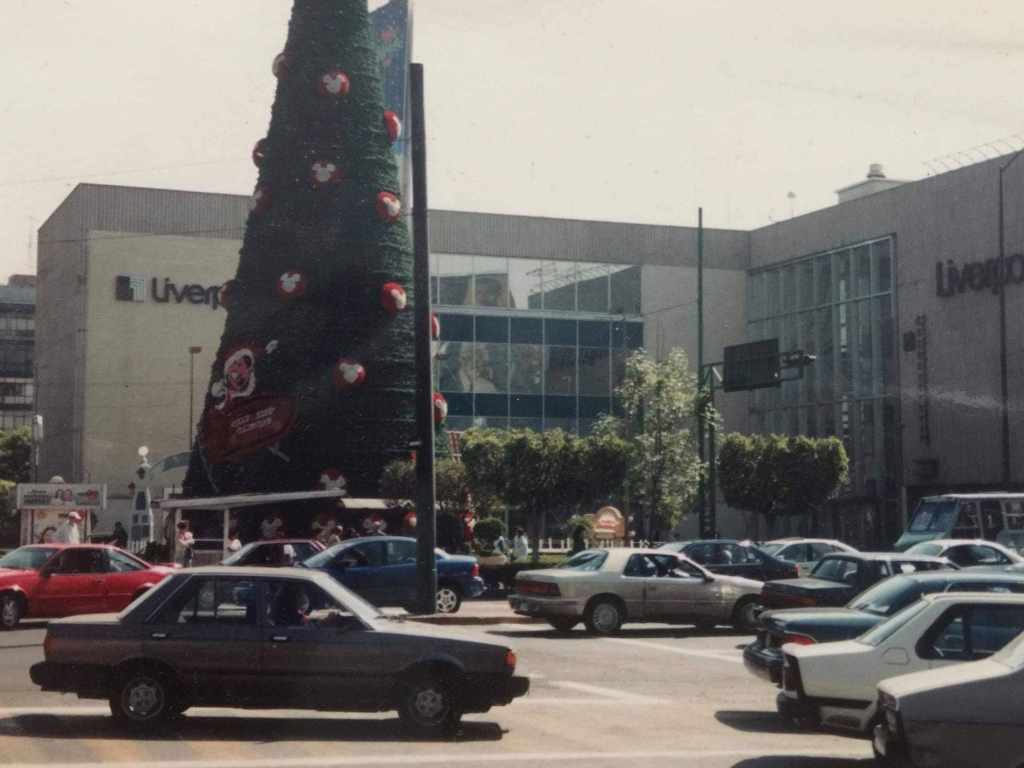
(696, 208, 708, 537)
(707, 372, 717, 537)
(998, 149, 1024, 485)
(410, 63, 438, 615)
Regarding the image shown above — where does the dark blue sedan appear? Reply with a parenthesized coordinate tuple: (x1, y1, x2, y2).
(302, 536, 484, 614)
(659, 539, 799, 581)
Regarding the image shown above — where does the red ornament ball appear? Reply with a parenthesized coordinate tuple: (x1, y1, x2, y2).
(250, 186, 270, 214)
(318, 69, 350, 97)
(380, 282, 407, 315)
(252, 138, 268, 167)
(272, 52, 288, 78)
(433, 392, 448, 425)
(311, 160, 343, 186)
(333, 358, 367, 391)
(376, 192, 402, 222)
(383, 111, 402, 143)
(431, 313, 441, 340)
(276, 271, 307, 299)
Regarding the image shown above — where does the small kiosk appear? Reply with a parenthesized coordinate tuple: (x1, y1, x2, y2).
(16, 482, 107, 545)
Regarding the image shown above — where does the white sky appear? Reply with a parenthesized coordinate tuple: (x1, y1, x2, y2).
(1, 0, 1022, 278)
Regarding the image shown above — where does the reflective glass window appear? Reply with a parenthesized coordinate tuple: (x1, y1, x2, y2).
(475, 315, 508, 343)
(509, 258, 544, 310)
(510, 394, 543, 417)
(475, 393, 509, 417)
(436, 254, 474, 306)
(782, 265, 797, 310)
(545, 396, 577, 418)
(577, 263, 610, 313)
(610, 266, 642, 315)
(437, 342, 473, 392)
(545, 347, 576, 394)
(475, 343, 509, 393)
(816, 253, 832, 305)
(580, 320, 611, 348)
(579, 348, 611, 396)
(580, 396, 612, 419)
(511, 317, 543, 344)
(510, 344, 543, 394)
(438, 313, 473, 342)
(546, 319, 577, 346)
(474, 256, 509, 307)
(443, 393, 473, 416)
(799, 260, 814, 309)
(836, 249, 851, 302)
(766, 270, 780, 317)
(854, 245, 872, 298)
(541, 261, 576, 311)
(748, 272, 764, 321)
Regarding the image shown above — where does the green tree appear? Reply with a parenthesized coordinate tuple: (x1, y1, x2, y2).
(568, 429, 629, 515)
(379, 458, 469, 518)
(598, 349, 704, 539)
(185, 0, 432, 497)
(473, 517, 506, 552)
(0, 427, 31, 483)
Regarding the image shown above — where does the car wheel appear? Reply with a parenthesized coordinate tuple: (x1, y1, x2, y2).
(584, 598, 623, 635)
(547, 618, 579, 633)
(435, 585, 462, 614)
(0, 593, 22, 630)
(398, 674, 461, 736)
(109, 669, 174, 730)
(731, 597, 761, 632)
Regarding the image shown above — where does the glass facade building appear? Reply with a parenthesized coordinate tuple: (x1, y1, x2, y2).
(431, 254, 644, 434)
(746, 237, 897, 498)
(0, 280, 36, 430)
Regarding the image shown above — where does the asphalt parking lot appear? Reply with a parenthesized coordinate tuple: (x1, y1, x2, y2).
(0, 618, 873, 768)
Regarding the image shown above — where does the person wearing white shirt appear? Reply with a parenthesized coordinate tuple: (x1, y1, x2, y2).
(260, 512, 283, 540)
(513, 528, 529, 561)
(58, 511, 82, 544)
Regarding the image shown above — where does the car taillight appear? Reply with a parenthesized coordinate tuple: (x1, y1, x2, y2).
(782, 632, 816, 646)
(516, 580, 560, 597)
(471, 562, 480, 578)
(504, 649, 517, 672)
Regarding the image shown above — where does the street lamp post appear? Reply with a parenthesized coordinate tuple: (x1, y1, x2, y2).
(998, 149, 1024, 485)
(188, 346, 202, 450)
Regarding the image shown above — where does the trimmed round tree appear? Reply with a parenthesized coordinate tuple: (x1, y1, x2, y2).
(184, 0, 444, 498)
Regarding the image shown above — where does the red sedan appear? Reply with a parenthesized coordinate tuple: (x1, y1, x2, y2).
(0, 544, 175, 629)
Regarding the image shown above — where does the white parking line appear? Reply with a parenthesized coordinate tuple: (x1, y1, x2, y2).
(548, 680, 665, 703)
(603, 637, 744, 664)
(0, 748, 871, 768)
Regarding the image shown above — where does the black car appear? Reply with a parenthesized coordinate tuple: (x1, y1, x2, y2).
(759, 552, 952, 611)
(743, 568, 1024, 684)
(659, 539, 798, 582)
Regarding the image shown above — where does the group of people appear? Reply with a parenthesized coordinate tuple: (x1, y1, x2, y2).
(494, 527, 531, 561)
(36, 511, 91, 545)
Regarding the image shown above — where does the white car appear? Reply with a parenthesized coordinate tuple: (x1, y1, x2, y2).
(874, 629, 1024, 767)
(904, 538, 1023, 568)
(776, 591, 1024, 734)
(758, 538, 857, 576)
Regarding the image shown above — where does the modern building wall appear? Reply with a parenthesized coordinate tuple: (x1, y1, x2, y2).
(0, 280, 36, 431)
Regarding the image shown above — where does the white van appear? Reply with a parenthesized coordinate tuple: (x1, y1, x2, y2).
(895, 493, 1024, 553)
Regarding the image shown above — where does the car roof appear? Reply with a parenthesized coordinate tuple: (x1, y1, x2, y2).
(923, 591, 1024, 605)
(821, 551, 947, 563)
(766, 538, 844, 545)
(918, 539, 1009, 548)
(181, 565, 323, 578)
(925, 493, 1024, 500)
(245, 539, 319, 545)
(898, 570, 1024, 584)
(17, 543, 116, 551)
(601, 547, 683, 565)
(678, 539, 743, 545)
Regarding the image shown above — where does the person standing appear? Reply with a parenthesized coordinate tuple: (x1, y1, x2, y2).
(227, 529, 242, 553)
(260, 511, 283, 540)
(111, 521, 128, 549)
(175, 521, 195, 567)
(58, 511, 82, 544)
(513, 527, 529, 561)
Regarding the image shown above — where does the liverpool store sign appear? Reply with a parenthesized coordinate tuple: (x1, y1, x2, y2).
(936, 254, 1024, 297)
(115, 275, 222, 309)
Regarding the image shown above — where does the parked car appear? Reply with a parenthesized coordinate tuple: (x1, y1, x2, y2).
(29, 566, 528, 733)
(903, 538, 1023, 567)
(873, 627, 1024, 767)
(776, 592, 1024, 734)
(222, 539, 324, 567)
(659, 539, 799, 581)
(895, 492, 1024, 552)
(0, 544, 175, 629)
(759, 552, 952, 611)
(744, 569, 1024, 684)
(509, 548, 763, 634)
(758, 538, 858, 576)
(301, 536, 484, 614)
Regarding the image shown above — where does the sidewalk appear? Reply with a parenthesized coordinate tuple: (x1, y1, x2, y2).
(408, 598, 542, 626)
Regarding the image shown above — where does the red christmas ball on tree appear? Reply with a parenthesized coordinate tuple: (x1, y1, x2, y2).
(333, 358, 367, 391)
(276, 271, 307, 299)
(376, 192, 401, 222)
(250, 186, 270, 214)
(272, 52, 288, 78)
(380, 282, 407, 315)
(318, 69, 350, 97)
(383, 111, 402, 143)
(433, 392, 448, 425)
(252, 138, 268, 167)
(431, 313, 441, 340)
(311, 161, 343, 186)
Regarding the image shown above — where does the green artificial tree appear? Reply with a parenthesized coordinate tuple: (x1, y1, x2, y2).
(185, 0, 446, 497)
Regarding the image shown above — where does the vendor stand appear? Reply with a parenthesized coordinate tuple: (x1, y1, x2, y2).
(16, 483, 107, 545)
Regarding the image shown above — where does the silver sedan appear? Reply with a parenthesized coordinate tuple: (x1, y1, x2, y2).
(509, 548, 763, 635)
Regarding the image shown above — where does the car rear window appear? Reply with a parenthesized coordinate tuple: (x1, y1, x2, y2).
(557, 551, 608, 571)
(0, 547, 59, 571)
(848, 576, 921, 616)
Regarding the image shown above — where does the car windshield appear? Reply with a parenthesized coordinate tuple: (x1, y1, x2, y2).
(0, 547, 58, 571)
(758, 543, 784, 556)
(116, 575, 181, 620)
(905, 542, 944, 556)
(557, 551, 608, 571)
(848, 575, 921, 616)
(909, 500, 959, 533)
(303, 545, 341, 569)
(856, 599, 931, 647)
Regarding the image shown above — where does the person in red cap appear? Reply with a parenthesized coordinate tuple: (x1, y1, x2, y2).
(58, 511, 82, 544)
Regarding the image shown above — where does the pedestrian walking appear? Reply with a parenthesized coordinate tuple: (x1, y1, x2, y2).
(175, 521, 195, 567)
(513, 527, 529, 561)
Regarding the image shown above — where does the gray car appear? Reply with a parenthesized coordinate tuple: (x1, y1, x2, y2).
(509, 548, 763, 635)
(31, 566, 528, 734)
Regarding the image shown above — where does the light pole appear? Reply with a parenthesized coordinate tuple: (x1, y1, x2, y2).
(188, 346, 202, 450)
(998, 148, 1024, 485)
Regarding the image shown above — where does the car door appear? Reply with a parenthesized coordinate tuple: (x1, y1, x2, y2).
(719, 543, 763, 579)
(260, 578, 389, 708)
(327, 541, 387, 604)
(642, 554, 715, 620)
(378, 539, 419, 607)
(143, 575, 264, 706)
(32, 548, 108, 616)
(620, 554, 656, 620)
(102, 549, 152, 611)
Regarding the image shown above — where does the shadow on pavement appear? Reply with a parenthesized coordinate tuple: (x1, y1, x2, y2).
(715, 710, 800, 734)
(0, 713, 504, 743)
(492, 625, 752, 640)
(731, 759, 873, 767)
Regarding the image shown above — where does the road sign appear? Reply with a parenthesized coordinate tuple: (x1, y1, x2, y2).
(722, 339, 781, 392)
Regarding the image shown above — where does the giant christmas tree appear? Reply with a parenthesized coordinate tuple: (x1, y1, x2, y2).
(184, 0, 443, 498)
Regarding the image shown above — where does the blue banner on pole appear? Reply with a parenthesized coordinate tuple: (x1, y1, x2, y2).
(370, 0, 413, 201)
